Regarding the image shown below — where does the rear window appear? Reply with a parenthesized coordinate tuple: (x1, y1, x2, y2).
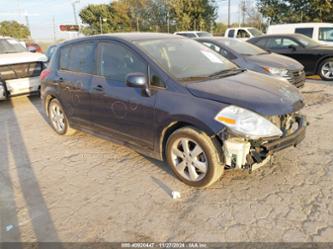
(0, 38, 26, 54)
(177, 33, 196, 38)
(228, 29, 235, 38)
(295, 28, 314, 38)
(59, 42, 95, 74)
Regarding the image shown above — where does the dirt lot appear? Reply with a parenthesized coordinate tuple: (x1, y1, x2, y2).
(1, 80, 333, 242)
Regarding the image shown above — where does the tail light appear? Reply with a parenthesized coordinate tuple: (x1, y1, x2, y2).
(40, 69, 51, 81)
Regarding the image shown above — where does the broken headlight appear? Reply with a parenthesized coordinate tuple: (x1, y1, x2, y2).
(214, 105, 283, 139)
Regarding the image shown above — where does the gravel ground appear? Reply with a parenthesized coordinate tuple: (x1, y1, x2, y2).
(0, 80, 333, 242)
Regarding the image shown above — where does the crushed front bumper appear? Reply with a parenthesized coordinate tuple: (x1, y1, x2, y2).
(262, 115, 306, 153)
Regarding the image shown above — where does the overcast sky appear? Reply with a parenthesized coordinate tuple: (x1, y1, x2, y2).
(0, 0, 245, 41)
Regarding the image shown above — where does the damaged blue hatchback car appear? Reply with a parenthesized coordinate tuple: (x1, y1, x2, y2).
(41, 33, 306, 187)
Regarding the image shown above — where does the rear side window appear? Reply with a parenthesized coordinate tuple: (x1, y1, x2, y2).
(59, 42, 96, 74)
(295, 28, 314, 38)
(178, 33, 196, 38)
(97, 42, 147, 82)
(228, 29, 235, 38)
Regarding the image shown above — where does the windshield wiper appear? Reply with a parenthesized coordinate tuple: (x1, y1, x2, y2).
(209, 68, 246, 78)
(179, 76, 211, 82)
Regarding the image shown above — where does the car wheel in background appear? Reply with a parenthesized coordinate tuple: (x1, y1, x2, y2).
(166, 127, 224, 187)
(48, 98, 76, 135)
(319, 58, 333, 81)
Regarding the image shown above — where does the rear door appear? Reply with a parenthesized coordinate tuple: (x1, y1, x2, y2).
(57, 41, 96, 127)
(89, 40, 157, 150)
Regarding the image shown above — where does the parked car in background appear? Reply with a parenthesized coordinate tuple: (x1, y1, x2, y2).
(196, 37, 305, 88)
(267, 23, 333, 46)
(0, 37, 47, 100)
(41, 33, 306, 187)
(45, 44, 58, 62)
(174, 31, 213, 38)
(26, 42, 43, 53)
(224, 27, 263, 41)
(248, 34, 333, 81)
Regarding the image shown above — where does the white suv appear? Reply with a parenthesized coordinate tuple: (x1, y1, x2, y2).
(0, 37, 47, 100)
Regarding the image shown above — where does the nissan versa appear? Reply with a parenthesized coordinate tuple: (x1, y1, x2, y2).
(41, 33, 307, 187)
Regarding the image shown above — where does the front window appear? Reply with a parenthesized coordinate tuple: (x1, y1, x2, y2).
(248, 28, 263, 37)
(135, 38, 237, 81)
(319, 27, 333, 42)
(0, 38, 26, 54)
(218, 39, 267, 56)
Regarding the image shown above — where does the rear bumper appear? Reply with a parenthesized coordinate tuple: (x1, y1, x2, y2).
(0, 77, 40, 100)
(263, 115, 306, 153)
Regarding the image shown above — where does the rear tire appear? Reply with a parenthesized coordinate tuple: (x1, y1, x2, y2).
(48, 98, 76, 136)
(319, 58, 333, 81)
(165, 127, 224, 188)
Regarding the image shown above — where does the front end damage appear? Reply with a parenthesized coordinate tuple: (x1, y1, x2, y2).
(218, 113, 307, 172)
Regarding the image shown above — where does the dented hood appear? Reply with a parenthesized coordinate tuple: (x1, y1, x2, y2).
(0, 52, 47, 66)
(186, 71, 304, 116)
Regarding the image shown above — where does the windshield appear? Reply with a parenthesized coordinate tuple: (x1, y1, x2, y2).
(197, 32, 213, 37)
(0, 38, 27, 54)
(248, 28, 263, 37)
(218, 38, 267, 56)
(319, 27, 333, 42)
(135, 38, 238, 81)
(295, 34, 320, 47)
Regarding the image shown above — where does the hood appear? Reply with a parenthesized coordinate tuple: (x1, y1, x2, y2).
(186, 71, 304, 116)
(244, 52, 303, 71)
(0, 52, 47, 66)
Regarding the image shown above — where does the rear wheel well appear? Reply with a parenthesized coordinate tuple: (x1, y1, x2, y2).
(44, 94, 56, 116)
(317, 56, 333, 73)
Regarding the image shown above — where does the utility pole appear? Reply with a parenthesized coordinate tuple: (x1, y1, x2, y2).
(52, 16, 56, 42)
(228, 0, 231, 27)
(72, 0, 80, 36)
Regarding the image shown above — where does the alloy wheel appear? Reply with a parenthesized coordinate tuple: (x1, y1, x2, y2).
(50, 102, 65, 133)
(321, 61, 333, 80)
(171, 138, 208, 182)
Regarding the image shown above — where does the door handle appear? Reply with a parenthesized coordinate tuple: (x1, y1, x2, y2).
(93, 85, 104, 92)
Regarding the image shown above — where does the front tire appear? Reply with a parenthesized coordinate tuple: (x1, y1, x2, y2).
(48, 98, 76, 136)
(319, 58, 333, 81)
(165, 127, 224, 187)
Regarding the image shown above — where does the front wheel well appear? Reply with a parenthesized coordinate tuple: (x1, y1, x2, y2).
(160, 121, 223, 161)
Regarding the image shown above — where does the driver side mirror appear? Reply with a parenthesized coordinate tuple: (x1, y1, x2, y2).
(288, 45, 297, 51)
(126, 73, 151, 96)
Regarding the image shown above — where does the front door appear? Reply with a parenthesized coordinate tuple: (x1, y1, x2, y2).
(90, 41, 156, 150)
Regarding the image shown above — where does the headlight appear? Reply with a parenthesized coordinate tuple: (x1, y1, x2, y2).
(215, 105, 283, 139)
(264, 67, 288, 77)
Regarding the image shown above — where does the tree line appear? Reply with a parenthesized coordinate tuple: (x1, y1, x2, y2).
(79, 0, 217, 35)
(1, 0, 333, 40)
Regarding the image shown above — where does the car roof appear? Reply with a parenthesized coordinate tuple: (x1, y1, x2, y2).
(59, 32, 185, 47)
(269, 23, 333, 28)
(253, 33, 308, 39)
